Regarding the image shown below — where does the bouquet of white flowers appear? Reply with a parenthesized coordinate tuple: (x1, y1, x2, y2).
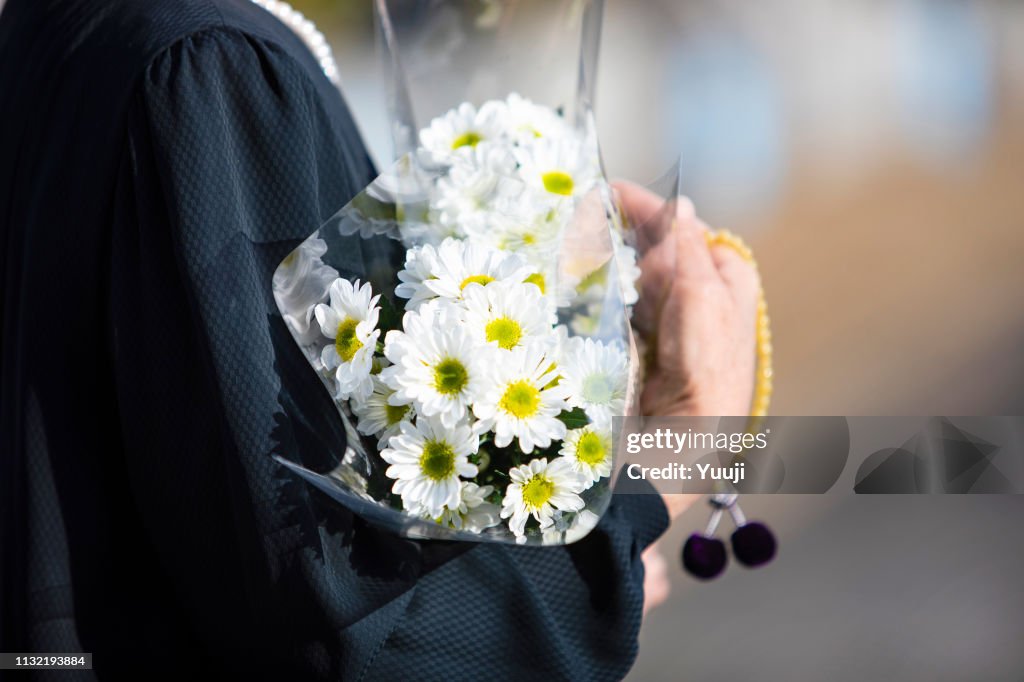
(273, 0, 641, 545)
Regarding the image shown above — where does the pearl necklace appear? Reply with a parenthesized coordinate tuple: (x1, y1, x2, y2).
(249, 0, 340, 86)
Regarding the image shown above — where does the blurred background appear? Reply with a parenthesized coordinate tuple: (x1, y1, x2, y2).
(290, 1, 1024, 679)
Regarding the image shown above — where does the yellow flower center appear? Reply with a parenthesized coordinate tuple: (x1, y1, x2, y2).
(485, 316, 523, 350)
(433, 357, 469, 396)
(523, 272, 546, 294)
(384, 402, 410, 426)
(575, 431, 608, 466)
(459, 274, 495, 290)
(499, 380, 541, 419)
(542, 170, 574, 196)
(582, 373, 615, 404)
(522, 475, 555, 509)
(335, 318, 363, 363)
(451, 131, 482, 149)
(420, 439, 456, 481)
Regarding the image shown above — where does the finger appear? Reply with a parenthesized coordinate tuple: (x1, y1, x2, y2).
(614, 180, 695, 253)
(614, 180, 694, 226)
(674, 213, 717, 282)
(633, 214, 711, 334)
(709, 243, 760, 307)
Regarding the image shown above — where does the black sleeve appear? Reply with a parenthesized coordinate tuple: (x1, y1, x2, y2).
(109, 27, 667, 681)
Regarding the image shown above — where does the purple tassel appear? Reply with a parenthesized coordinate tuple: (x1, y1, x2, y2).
(731, 522, 777, 567)
(682, 534, 728, 580)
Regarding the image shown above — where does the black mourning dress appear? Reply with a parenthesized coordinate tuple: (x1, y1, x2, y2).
(0, 0, 668, 679)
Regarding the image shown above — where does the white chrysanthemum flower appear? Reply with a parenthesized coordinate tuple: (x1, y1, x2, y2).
(273, 237, 339, 347)
(472, 343, 569, 453)
(460, 195, 579, 310)
(463, 187, 564, 251)
(381, 416, 479, 517)
(396, 208, 463, 247)
(394, 243, 440, 310)
(504, 93, 573, 143)
(314, 278, 380, 401)
(501, 457, 586, 537)
(524, 261, 581, 311)
(514, 137, 600, 199)
(461, 281, 555, 351)
(432, 145, 516, 231)
(422, 237, 534, 302)
(409, 481, 501, 533)
(351, 375, 414, 447)
(381, 300, 491, 429)
(419, 101, 508, 165)
(560, 425, 613, 488)
(558, 337, 629, 428)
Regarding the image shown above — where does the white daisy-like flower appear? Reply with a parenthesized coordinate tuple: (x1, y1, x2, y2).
(459, 195, 579, 311)
(503, 93, 573, 143)
(523, 261, 581, 311)
(381, 299, 491, 429)
(273, 236, 339, 347)
(409, 481, 501, 533)
(559, 425, 613, 488)
(460, 281, 555, 351)
(432, 144, 516, 231)
(381, 416, 479, 517)
(394, 243, 440, 310)
(351, 375, 414, 447)
(314, 278, 380, 401)
(558, 337, 629, 428)
(419, 101, 508, 165)
(463, 188, 565, 255)
(396, 208, 462, 247)
(514, 137, 600, 199)
(501, 457, 586, 537)
(472, 343, 569, 453)
(422, 237, 534, 302)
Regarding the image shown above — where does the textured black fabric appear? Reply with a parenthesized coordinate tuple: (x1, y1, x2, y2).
(0, 1, 670, 679)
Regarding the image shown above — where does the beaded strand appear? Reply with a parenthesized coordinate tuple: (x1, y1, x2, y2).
(705, 229, 773, 420)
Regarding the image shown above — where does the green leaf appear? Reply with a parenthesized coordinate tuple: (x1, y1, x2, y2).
(377, 295, 404, 334)
(557, 407, 590, 429)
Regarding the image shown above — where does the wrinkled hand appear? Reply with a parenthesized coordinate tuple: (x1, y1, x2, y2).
(614, 182, 759, 525)
(615, 181, 759, 419)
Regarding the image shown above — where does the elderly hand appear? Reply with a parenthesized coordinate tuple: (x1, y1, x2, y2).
(614, 181, 759, 523)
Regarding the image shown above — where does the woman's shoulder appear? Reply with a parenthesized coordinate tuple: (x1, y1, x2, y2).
(0, 0, 326, 91)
